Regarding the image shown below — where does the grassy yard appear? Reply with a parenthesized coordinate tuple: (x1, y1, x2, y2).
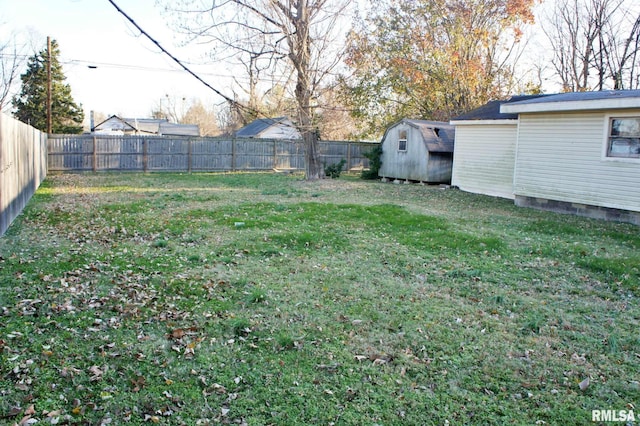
(0, 172, 638, 425)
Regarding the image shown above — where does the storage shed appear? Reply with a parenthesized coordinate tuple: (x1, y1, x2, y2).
(378, 119, 455, 184)
(501, 90, 640, 224)
(450, 95, 546, 199)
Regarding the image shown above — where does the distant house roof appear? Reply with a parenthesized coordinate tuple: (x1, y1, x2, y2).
(93, 115, 200, 136)
(389, 119, 455, 153)
(159, 122, 200, 137)
(451, 95, 549, 121)
(235, 116, 299, 138)
(501, 89, 640, 114)
(93, 115, 139, 133)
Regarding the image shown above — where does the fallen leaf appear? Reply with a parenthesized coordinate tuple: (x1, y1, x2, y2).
(579, 377, 590, 391)
(18, 415, 33, 426)
(212, 383, 227, 394)
(131, 376, 146, 392)
(89, 366, 103, 381)
(170, 329, 185, 340)
(144, 414, 160, 423)
(8, 406, 22, 416)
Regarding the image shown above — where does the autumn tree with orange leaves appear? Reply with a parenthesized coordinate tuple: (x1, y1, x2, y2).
(342, 0, 536, 137)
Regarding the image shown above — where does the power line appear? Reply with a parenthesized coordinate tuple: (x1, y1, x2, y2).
(106, 0, 259, 117)
(105, 0, 320, 135)
(64, 58, 250, 81)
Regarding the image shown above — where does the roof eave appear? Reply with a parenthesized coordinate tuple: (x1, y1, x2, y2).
(450, 119, 518, 126)
(501, 98, 640, 113)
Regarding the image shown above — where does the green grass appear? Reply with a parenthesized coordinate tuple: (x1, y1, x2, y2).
(1, 172, 639, 425)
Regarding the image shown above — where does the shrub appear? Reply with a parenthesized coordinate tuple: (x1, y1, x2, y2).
(361, 144, 382, 180)
(324, 159, 346, 179)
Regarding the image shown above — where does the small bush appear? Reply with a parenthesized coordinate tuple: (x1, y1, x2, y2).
(324, 159, 346, 179)
(361, 145, 382, 180)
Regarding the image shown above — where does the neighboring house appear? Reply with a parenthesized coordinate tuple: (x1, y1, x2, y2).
(158, 121, 200, 137)
(378, 119, 455, 184)
(235, 117, 301, 139)
(450, 95, 546, 199)
(93, 115, 200, 136)
(500, 90, 640, 224)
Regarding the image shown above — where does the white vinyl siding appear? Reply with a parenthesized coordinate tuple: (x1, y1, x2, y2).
(452, 123, 517, 199)
(514, 111, 640, 212)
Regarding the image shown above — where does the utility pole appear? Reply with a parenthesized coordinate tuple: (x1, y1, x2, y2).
(46, 36, 52, 134)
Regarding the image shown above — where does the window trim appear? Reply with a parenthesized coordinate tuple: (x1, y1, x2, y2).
(603, 113, 640, 162)
(398, 129, 407, 152)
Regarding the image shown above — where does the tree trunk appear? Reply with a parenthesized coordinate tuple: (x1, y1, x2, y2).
(301, 118, 324, 180)
(293, 0, 324, 180)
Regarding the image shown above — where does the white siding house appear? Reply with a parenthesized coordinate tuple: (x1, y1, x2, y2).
(502, 90, 640, 224)
(379, 119, 455, 183)
(93, 115, 200, 136)
(450, 96, 544, 199)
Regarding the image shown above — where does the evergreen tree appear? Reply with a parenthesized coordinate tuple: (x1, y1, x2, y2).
(12, 39, 84, 133)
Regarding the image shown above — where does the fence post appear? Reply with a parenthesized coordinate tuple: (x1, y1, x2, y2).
(273, 139, 277, 169)
(347, 143, 351, 171)
(231, 136, 236, 172)
(188, 138, 192, 173)
(143, 137, 148, 172)
(92, 136, 97, 172)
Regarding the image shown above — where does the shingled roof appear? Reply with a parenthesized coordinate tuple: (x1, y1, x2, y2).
(451, 95, 549, 121)
(501, 89, 640, 113)
(384, 119, 455, 153)
(235, 117, 291, 137)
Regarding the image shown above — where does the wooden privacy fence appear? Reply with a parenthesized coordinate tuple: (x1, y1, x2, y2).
(48, 135, 378, 173)
(0, 113, 47, 236)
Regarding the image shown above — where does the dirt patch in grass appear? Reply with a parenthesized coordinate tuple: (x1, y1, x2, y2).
(1, 172, 638, 425)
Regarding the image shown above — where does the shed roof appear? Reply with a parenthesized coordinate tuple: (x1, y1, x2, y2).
(235, 116, 292, 137)
(451, 95, 548, 121)
(501, 90, 640, 113)
(389, 119, 455, 153)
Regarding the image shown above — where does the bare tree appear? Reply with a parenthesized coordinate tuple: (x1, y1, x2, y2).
(0, 31, 28, 111)
(602, 10, 640, 89)
(182, 99, 220, 136)
(543, 0, 640, 91)
(165, 0, 352, 180)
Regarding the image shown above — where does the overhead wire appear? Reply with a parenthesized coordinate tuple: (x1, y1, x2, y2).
(105, 0, 356, 133)
(106, 0, 263, 119)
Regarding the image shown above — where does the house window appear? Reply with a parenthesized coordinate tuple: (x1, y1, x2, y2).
(608, 117, 640, 158)
(398, 130, 407, 151)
